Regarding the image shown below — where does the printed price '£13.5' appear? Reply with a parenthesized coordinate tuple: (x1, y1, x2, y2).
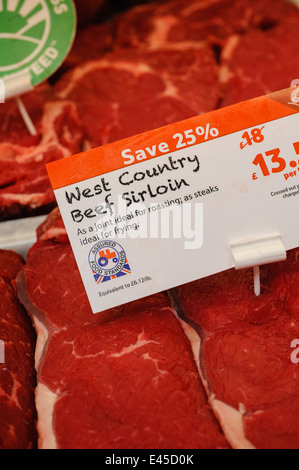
(252, 143, 299, 181)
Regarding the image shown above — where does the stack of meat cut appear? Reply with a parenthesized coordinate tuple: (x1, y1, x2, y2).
(2, 0, 299, 222)
(16, 210, 229, 449)
(15, 209, 299, 449)
(1, 0, 299, 449)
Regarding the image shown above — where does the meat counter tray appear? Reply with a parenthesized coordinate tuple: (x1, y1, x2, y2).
(0, 215, 47, 259)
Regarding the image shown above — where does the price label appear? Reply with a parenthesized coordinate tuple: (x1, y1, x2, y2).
(47, 86, 299, 314)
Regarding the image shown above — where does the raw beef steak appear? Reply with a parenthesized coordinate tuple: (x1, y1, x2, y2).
(56, 45, 220, 148)
(62, 23, 114, 71)
(0, 250, 37, 449)
(17, 208, 229, 449)
(220, 16, 299, 107)
(0, 250, 25, 283)
(114, 0, 299, 49)
(0, 85, 83, 221)
(173, 249, 299, 449)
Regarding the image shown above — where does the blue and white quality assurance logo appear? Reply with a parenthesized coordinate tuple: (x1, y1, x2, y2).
(88, 240, 131, 284)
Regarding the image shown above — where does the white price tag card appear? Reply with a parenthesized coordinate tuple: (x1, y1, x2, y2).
(47, 87, 299, 314)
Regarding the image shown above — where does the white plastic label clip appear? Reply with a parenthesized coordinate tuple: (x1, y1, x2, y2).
(230, 233, 286, 296)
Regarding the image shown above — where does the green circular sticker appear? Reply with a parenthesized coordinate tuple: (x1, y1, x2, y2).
(0, 0, 76, 85)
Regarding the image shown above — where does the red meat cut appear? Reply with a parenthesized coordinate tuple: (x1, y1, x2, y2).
(220, 16, 299, 107)
(62, 23, 114, 72)
(74, 0, 107, 25)
(56, 45, 220, 149)
(114, 0, 299, 49)
(0, 85, 83, 221)
(17, 208, 229, 449)
(0, 250, 37, 449)
(173, 249, 299, 449)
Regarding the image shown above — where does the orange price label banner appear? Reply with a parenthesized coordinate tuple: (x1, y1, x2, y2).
(47, 87, 299, 314)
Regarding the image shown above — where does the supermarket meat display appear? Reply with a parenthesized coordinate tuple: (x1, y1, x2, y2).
(0, 85, 83, 221)
(0, 250, 37, 449)
(173, 250, 299, 449)
(2, 0, 299, 221)
(1, 0, 299, 450)
(17, 209, 229, 449)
